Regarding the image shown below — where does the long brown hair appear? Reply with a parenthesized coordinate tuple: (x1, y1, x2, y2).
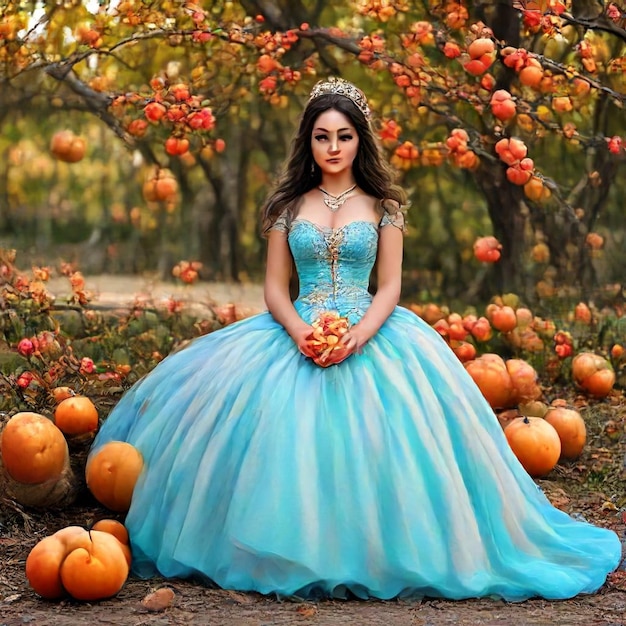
(260, 91, 407, 235)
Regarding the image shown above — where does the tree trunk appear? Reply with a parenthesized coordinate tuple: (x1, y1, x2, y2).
(474, 166, 531, 300)
(473, 163, 608, 306)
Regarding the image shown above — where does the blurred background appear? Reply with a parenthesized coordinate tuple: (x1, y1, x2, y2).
(1, 0, 624, 313)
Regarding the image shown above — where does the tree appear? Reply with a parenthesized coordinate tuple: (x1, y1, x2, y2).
(0, 0, 624, 305)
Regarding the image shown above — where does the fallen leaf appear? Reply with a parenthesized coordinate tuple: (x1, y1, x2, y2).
(2, 594, 21, 603)
(141, 587, 175, 612)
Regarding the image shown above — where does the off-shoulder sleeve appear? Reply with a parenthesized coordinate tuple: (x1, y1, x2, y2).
(268, 210, 291, 235)
(379, 199, 407, 233)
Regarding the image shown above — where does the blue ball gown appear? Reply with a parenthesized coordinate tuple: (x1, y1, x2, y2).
(90, 215, 622, 601)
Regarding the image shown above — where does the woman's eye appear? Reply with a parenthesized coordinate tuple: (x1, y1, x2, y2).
(340, 134, 353, 141)
(314, 135, 327, 141)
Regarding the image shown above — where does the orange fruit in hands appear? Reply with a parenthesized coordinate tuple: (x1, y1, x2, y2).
(305, 312, 350, 367)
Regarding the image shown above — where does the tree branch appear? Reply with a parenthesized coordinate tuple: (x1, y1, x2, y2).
(562, 11, 626, 42)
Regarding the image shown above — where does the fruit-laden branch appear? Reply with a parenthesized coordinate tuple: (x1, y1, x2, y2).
(45, 63, 123, 137)
(43, 60, 165, 167)
(535, 51, 626, 104)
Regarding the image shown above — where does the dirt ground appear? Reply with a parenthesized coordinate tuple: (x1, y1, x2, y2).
(1, 275, 625, 625)
(46, 274, 268, 313)
(1, 486, 625, 626)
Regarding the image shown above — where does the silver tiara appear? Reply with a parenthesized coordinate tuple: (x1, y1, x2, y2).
(308, 77, 371, 119)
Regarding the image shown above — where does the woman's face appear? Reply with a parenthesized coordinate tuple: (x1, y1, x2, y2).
(310, 108, 359, 177)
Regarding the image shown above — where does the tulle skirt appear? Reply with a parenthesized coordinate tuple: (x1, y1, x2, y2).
(91, 306, 622, 601)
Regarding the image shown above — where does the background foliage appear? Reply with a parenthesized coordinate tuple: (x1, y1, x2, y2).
(0, 0, 624, 313)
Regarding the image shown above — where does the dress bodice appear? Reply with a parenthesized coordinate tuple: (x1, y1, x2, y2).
(288, 219, 379, 325)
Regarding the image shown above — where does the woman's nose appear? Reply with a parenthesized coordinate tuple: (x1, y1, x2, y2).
(328, 138, 339, 153)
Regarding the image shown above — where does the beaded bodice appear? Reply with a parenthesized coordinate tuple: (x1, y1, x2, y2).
(288, 219, 379, 325)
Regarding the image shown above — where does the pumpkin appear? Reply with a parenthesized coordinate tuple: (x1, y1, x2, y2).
(571, 352, 615, 398)
(51, 386, 75, 404)
(54, 395, 99, 436)
(25, 526, 86, 599)
(0, 412, 78, 507)
(86, 441, 144, 512)
(506, 358, 542, 405)
(92, 519, 132, 566)
(571, 352, 603, 382)
(544, 406, 587, 460)
(582, 368, 615, 398)
(25, 526, 129, 601)
(91, 518, 129, 545)
(504, 416, 561, 477)
(1, 412, 68, 484)
(464, 354, 513, 409)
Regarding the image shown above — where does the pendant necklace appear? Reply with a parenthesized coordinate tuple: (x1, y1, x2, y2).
(318, 184, 357, 212)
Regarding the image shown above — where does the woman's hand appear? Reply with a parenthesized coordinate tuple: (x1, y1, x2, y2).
(339, 324, 372, 357)
(288, 323, 316, 358)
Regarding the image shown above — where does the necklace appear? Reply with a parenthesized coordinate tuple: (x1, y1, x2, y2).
(318, 184, 357, 212)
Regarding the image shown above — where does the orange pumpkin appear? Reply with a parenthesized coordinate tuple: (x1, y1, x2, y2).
(25, 526, 87, 599)
(465, 354, 514, 409)
(582, 368, 615, 398)
(506, 358, 542, 405)
(26, 526, 129, 601)
(571, 352, 615, 397)
(51, 386, 75, 404)
(91, 518, 129, 545)
(86, 441, 144, 512)
(92, 519, 132, 566)
(544, 406, 587, 460)
(571, 351, 604, 382)
(504, 416, 561, 477)
(54, 395, 99, 435)
(1, 412, 68, 484)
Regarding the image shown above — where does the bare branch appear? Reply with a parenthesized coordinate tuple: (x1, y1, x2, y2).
(561, 11, 626, 42)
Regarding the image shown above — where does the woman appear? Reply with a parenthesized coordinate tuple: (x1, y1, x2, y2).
(90, 77, 621, 601)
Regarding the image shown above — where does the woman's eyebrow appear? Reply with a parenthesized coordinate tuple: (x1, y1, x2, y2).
(313, 127, 353, 132)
